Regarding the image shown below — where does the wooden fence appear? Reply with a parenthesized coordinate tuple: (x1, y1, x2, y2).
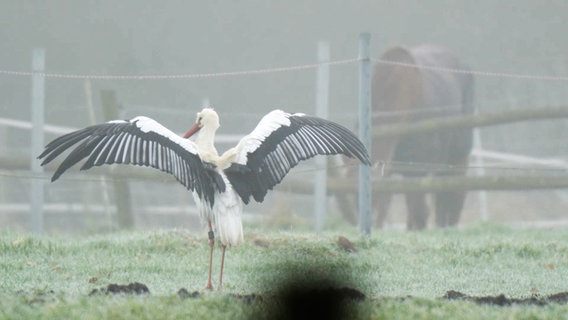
(2, 104, 568, 223)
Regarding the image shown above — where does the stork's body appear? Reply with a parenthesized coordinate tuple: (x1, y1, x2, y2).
(38, 108, 370, 289)
(185, 110, 244, 250)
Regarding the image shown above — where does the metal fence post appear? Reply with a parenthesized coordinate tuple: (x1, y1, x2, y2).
(314, 41, 330, 231)
(30, 48, 45, 233)
(358, 33, 372, 235)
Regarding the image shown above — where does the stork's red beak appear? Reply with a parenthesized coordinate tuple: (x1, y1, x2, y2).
(183, 123, 201, 138)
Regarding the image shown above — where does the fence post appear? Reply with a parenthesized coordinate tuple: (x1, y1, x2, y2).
(30, 48, 45, 233)
(314, 41, 330, 231)
(358, 33, 372, 235)
(100, 90, 134, 229)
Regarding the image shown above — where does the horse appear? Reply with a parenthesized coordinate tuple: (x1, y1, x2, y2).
(371, 45, 475, 229)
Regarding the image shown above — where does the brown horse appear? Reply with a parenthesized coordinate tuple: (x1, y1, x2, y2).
(372, 45, 475, 229)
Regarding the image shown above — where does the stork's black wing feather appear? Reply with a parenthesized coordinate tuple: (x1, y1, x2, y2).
(225, 110, 370, 204)
(38, 117, 224, 206)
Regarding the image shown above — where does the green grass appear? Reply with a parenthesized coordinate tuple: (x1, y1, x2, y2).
(1, 224, 568, 319)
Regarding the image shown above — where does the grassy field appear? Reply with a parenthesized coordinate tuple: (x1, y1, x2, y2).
(1, 224, 568, 319)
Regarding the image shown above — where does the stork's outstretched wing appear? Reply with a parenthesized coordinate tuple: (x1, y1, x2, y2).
(224, 110, 370, 204)
(38, 116, 224, 205)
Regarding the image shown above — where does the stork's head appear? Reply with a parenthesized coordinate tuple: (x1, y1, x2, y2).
(184, 108, 220, 138)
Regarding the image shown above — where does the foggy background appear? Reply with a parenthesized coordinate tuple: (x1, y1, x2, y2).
(1, 1, 568, 233)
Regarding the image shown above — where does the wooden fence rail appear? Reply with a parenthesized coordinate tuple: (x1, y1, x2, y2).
(281, 175, 568, 194)
(374, 105, 568, 138)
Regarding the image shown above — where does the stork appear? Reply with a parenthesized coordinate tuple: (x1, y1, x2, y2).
(38, 108, 370, 289)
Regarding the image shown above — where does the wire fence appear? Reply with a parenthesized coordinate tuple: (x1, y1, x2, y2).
(0, 58, 359, 80)
(2, 56, 568, 82)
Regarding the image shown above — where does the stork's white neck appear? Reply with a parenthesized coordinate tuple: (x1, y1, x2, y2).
(195, 125, 219, 162)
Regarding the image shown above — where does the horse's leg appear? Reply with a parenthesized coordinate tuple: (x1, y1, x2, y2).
(434, 155, 469, 227)
(435, 190, 467, 227)
(331, 157, 358, 225)
(405, 192, 429, 230)
(434, 195, 449, 227)
(371, 137, 397, 229)
(374, 191, 392, 228)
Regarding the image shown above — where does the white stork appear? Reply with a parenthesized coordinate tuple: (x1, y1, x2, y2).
(38, 108, 370, 289)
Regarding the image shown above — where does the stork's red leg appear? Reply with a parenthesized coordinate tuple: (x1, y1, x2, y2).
(205, 220, 215, 290)
(218, 245, 227, 289)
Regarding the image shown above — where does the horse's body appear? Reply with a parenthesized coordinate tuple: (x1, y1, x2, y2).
(372, 45, 474, 229)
